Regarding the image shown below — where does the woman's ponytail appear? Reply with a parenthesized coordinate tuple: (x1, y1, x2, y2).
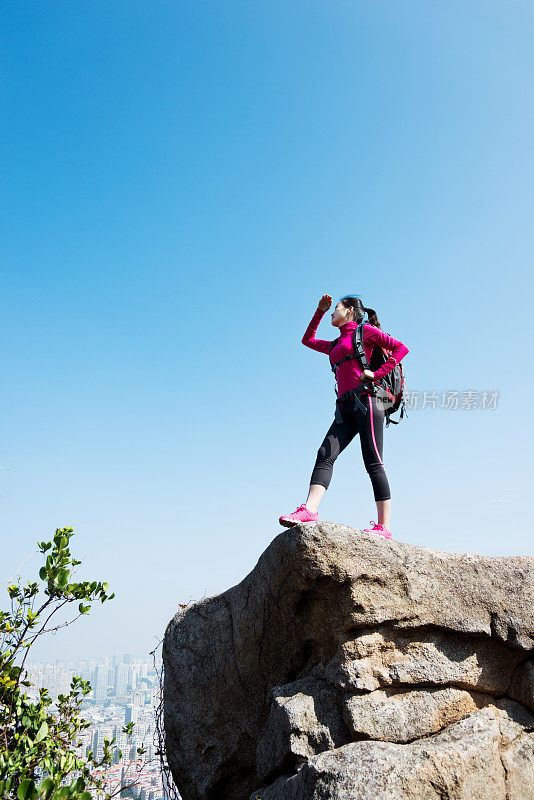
(339, 295, 381, 328)
(363, 306, 381, 328)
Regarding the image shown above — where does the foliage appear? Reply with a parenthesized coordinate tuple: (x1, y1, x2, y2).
(0, 527, 146, 800)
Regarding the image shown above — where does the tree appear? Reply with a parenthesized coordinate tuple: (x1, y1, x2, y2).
(0, 527, 147, 800)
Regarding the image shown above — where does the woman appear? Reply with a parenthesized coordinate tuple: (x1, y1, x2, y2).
(279, 293, 409, 539)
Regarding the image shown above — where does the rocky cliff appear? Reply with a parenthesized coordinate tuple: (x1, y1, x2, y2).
(163, 522, 534, 800)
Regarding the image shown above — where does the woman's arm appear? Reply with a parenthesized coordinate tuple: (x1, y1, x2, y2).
(364, 323, 409, 381)
(302, 307, 336, 355)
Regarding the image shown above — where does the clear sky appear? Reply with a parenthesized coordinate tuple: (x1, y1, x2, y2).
(1, 0, 533, 662)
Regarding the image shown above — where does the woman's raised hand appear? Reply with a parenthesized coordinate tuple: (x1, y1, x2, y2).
(318, 294, 332, 312)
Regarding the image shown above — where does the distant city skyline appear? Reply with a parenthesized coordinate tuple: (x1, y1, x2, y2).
(27, 653, 159, 666)
(26, 652, 167, 799)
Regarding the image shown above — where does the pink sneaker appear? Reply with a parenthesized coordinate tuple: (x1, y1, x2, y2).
(279, 503, 319, 528)
(362, 520, 392, 539)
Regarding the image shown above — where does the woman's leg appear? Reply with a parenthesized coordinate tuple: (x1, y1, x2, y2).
(305, 483, 326, 513)
(306, 407, 358, 512)
(376, 499, 391, 528)
(357, 394, 391, 524)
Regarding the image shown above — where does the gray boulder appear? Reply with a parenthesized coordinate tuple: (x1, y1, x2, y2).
(253, 705, 534, 800)
(163, 522, 534, 800)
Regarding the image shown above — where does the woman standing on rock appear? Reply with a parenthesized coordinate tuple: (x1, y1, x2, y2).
(279, 293, 409, 539)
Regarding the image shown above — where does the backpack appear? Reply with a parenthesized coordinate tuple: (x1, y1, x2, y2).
(328, 321, 407, 427)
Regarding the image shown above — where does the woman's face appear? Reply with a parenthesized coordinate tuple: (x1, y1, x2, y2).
(331, 301, 354, 327)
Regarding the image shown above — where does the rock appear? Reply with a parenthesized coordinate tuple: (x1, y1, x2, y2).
(509, 658, 534, 712)
(324, 627, 525, 694)
(163, 522, 534, 800)
(251, 706, 534, 800)
(256, 675, 351, 783)
(342, 685, 498, 743)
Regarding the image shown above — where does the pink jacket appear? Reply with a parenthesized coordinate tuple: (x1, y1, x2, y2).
(302, 307, 409, 397)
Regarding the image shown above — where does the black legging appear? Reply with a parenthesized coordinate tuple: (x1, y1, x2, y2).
(310, 392, 391, 501)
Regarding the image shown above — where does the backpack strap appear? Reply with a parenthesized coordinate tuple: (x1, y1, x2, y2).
(353, 322, 377, 396)
(385, 402, 406, 427)
(352, 323, 370, 371)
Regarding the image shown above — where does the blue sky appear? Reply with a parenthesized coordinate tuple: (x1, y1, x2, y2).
(1, 0, 533, 661)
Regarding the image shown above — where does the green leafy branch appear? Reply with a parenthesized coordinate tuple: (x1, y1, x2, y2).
(0, 526, 147, 800)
